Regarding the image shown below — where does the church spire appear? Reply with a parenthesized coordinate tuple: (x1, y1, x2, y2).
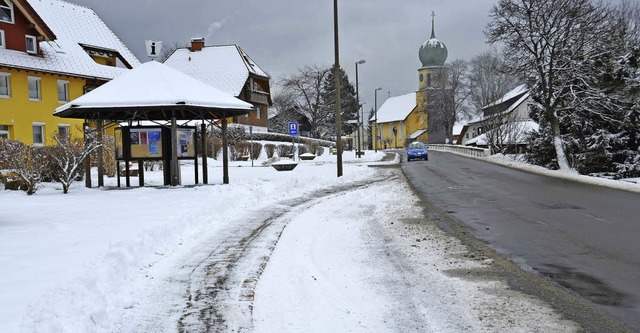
(430, 11, 436, 39)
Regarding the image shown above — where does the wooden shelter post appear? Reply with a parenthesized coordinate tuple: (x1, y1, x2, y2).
(201, 122, 208, 184)
(222, 113, 229, 184)
(97, 119, 104, 187)
(83, 122, 92, 188)
(170, 114, 179, 186)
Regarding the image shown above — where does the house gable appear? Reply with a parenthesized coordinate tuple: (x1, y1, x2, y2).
(0, 0, 55, 55)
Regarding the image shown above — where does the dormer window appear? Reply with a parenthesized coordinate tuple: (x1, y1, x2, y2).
(0, 0, 14, 24)
(25, 35, 37, 54)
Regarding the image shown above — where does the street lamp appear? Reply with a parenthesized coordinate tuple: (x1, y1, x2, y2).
(355, 59, 365, 158)
(374, 87, 382, 152)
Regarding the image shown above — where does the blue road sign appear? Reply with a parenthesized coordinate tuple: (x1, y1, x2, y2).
(289, 122, 299, 136)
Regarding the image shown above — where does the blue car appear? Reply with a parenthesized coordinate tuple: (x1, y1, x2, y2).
(406, 142, 428, 161)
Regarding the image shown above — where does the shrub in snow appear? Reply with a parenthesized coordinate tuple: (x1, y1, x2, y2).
(298, 145, 308, 156)
(47, 130, 101, 194)
(143, 161, 163, 171)
(230, 141, 251, 161)
(276, 144, 295, 158)
(102, 135, 116, 177)
(304, 141, 319, 155)
(264, 144, 276, 158)
(211, 136, 222, 160)
(0, 139, 48, 195)
(250, 142, 263, 160)
(317, 146, 325, 156)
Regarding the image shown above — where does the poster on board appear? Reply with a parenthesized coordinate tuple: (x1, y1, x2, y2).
(131, 128, 162, 158)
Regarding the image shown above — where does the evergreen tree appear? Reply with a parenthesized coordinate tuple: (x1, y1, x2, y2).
(321, 64, 358, 137)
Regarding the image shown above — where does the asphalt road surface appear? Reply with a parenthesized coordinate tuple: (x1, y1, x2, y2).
(401, 150, 640, 331)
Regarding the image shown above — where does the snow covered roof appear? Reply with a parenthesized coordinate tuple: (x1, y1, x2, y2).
(373, 92, 417, 123)
(0, 0, 140, 80)
(55, 61, 253, 119)
(465, 120, 539, 146)
(453, 122, 464, 136)
(482, 84, 528, 109)
(408, 129, 427, 139)
(164, 44, 269, 97)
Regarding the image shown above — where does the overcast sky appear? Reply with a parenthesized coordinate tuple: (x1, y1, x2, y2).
(67, 0, 498, 112)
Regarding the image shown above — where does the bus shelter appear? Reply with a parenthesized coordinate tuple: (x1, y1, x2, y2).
(55, 61, 254, 186)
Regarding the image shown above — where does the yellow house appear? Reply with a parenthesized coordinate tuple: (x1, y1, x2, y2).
(371, 12, 449, 148)
(372, 92, 426, 149)
(0, 0, 139, 145)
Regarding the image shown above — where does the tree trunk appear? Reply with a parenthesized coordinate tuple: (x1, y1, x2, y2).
(549, 115, 574, 172)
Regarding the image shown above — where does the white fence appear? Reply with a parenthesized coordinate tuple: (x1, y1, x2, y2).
(428, 144, 490, 158)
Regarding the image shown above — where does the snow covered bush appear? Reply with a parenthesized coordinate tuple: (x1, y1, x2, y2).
(46, 130, 101, 194)
(276, 144, 295, 158)
(264, 144, 276, 158)
(251, 142, 262, 160)
(305, 141, 319, 155)
(230, 142, 251, 161)
(0, 139, 48, 195)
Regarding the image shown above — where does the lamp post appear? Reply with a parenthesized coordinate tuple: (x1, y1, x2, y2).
(333, 0, 343, 177)
(355, 59, 365, 158)
(374, 87, 382, 152)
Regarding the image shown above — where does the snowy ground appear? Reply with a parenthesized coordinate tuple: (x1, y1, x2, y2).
(2, 148, 625, 332)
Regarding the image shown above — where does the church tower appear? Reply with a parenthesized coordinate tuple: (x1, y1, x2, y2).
(416, 12, 449, 143)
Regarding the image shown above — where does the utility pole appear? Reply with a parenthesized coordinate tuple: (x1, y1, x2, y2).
(374, 87, 382, 152)
(355, 59, 365, 158)
(334, 0, 342, 177)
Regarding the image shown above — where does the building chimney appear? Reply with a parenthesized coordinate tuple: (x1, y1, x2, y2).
(190, 37, 205, 52)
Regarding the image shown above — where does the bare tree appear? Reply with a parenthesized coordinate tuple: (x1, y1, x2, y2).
(483, 110, 528, 154)
(159, 42, 186, 62)
(278, 65, 331, 138)
(268, 92, 303, 134)
(47, 127, 102, 194)
(422, 59, 470, 143)
(487, 0, 618, 172)
(468, 49, 519, 115)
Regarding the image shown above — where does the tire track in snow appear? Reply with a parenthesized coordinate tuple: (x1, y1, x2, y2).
(176, 173, 396, 333)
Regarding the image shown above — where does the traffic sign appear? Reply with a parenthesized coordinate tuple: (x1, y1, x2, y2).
(289, 122, 299, 136)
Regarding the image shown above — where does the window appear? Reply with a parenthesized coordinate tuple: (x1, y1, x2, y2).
(0, 0, 13, 24)
(57, 80, 69, 103)
(256, 106, 261, 120)
(32, 123, 44, 145)
(58, 125, 69, 143)
(0, 72, 10, 98)
(0, 29, 5, 49)
(0, 125, 9, 139)
(28, 76, 41, 101)
(25, 35, 37, 54)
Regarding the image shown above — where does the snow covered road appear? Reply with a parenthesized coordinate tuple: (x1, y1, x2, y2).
(115, 168, 577, 332)
(1, 153, 581, 332)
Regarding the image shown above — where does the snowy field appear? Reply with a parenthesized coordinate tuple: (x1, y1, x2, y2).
(2, 148, 635, 332)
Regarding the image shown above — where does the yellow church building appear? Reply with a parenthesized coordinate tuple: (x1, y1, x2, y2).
(0, 0, 139, 145)
(372, 13, 448, 149)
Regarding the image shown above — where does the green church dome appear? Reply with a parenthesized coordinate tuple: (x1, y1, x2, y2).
(419, 13, 448, 67)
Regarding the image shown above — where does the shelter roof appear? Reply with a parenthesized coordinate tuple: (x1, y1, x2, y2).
(55, 61, 254, 120)
(0, 0, 140, 80)
(164, 44, 269, 97)
(372, 92, 417, 123)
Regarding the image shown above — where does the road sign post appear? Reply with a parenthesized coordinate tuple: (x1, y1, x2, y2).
(289, 122, 299, 161)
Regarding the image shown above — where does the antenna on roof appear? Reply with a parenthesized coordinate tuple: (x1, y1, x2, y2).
(145, 40, 163, 61)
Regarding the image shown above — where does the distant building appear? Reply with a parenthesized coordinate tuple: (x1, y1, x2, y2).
(461, 84, 537, 152)
(164, 38, 272, 133)
(0, 0, 139, 144)
(371, 12, 449, 148)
